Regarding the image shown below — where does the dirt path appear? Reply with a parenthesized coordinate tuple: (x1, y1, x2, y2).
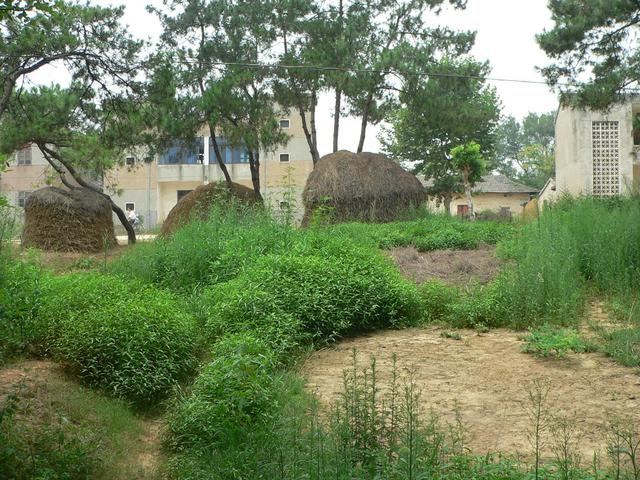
(302, 326, 640, 459)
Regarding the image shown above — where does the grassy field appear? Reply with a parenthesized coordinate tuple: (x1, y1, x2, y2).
(1, 198, 639, 479)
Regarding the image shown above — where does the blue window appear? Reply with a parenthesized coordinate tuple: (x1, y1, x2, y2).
(159, 138, 204, 165)
(209, 137, 251, 164)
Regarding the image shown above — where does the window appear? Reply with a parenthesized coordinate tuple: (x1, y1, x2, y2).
(125, 202, 135, 212)
(279, 119, 290, 129)
(279, 201, 290, 210)
(279, 153, 290, 162)
(18, 191, 31, 208)
(177, 190, 193, 202)
(16, 145, 32, 165)
(125, 156, 136, 166)
(592, 120, 620, 197)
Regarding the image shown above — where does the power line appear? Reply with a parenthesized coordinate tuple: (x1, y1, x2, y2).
(3, 52, 567, 87)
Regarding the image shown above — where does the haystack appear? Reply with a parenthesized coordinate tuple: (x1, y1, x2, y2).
(22, 187, 117, 252)
(160, 181, 258, 236)
(302, 151, 427, 225)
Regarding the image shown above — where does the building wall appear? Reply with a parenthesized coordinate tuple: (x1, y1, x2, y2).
(555, 102, 636, 197)
(0, 145, 51, 209)
(428, 192, 532, 217)
(2, 112, 315, 226)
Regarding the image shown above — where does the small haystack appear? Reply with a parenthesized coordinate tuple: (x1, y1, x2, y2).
(160, 181, 258, 236)
(22, 187, 117, 253)
(302, 151, 426, 225)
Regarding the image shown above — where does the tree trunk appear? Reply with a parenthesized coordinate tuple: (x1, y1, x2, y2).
(248, 150, 263, 202)
(298, 102, 319, 165)
(357, 93, 374, 153)
(311, 88, 319, 163)
(208, 122, 233, 185)
(463, 171, 475, 221)
(443, 195, 452, 216)
(333, 88, 342, 153)
(111, 201, 136, 244)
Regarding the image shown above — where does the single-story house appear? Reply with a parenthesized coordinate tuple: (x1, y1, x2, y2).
(422, 174, 539, 218)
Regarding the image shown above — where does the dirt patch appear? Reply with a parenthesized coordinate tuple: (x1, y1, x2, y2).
(301, 327, 640, 460)
(387, 246, 503, 286)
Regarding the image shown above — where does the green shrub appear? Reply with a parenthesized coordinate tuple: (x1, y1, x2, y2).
(38, 273, 200, 405)
(420, 280, 458, 323)
(200, 252, 423, 347)
(414, 228, 477, 251)
(600, 328, 640, 368)
(166, 333, 281, 452)
(0, 393, 100, 480)
(521, 324, 587, 358)
(0, 258, 42, 364)
(111, 205, 291, 293)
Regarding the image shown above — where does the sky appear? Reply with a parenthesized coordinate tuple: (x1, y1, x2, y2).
(30, 0, 560, 156)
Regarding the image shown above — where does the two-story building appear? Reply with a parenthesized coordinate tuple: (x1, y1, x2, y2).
(540, 99, 640, 204)
(1, 114, 314, 227)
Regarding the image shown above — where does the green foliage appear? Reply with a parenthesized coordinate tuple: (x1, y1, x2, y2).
(421, 280, 459, 323)
(0, 393, 100, 480)
(600, 328, 640, 368)
(200, 250, 423, 349)
(0, 206, 42, 364)
(537, 0, 640, 108)
(521, 325, 587, 358)
(0, 259, 42, 363)
(37, 273, 200, 405)
(495, 112, 555, 188)
(166, 333, 281, 452)
(111, 204, 291, 293)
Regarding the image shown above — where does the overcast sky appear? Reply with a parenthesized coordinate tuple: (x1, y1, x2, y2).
(30, 0, 559, 156)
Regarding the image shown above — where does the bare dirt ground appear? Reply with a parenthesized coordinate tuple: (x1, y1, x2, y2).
(387, 246, 503, 286)
(302, 326, 640, 460)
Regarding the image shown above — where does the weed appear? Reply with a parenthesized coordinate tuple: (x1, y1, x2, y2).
(441, 330, 462, 340)
(522, 325, 588, 358)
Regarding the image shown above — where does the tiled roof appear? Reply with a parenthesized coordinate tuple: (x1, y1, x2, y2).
(421, 174, 539, 194)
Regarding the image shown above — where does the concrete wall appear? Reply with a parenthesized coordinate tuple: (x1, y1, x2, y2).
(428, 192, 531, 217)
(0, 145, 51, 209)
(555, 102, 636, 196)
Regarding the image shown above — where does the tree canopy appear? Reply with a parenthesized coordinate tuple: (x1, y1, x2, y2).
(382, 58, 500, 213)
(537, 0, 640, 108)
(495, 112, 555, 189)
(0, 1, 147, 243)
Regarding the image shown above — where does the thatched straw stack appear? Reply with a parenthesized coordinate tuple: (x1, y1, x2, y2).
(22, 187, 117, 252)
(160, 181, 258, 236)
(302, 151, 426, 225)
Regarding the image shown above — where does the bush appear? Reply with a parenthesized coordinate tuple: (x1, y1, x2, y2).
(420, 280, 458, 323)
(200, 252, 424, 348)
(0, 258, 42, 364)
(521, 324, 587, 358)
(166, 333, 281, 452)
(38, 273, 200, 405)
(111, 204, 291, 293)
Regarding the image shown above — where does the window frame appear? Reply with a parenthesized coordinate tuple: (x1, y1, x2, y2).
(279, 152, 290, 163)
(16, 145, 32, 166)
(279, 119, 291, 129)
(125, 156, 136, 167)
(125, 202, 136, 212)
(18, 191, 31, 208)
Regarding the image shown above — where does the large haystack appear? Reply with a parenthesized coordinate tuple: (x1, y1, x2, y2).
(302, 151, 426, 225)
(22, 187, 117, 253)
(161, 181, 258, 236)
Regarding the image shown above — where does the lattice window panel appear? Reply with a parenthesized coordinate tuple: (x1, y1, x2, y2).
(591, 121, 620, 197)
